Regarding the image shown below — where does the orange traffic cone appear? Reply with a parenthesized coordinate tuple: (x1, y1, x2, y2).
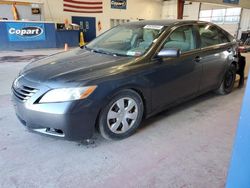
(64, 43, 68, 51)
(79, 31, 85, 46)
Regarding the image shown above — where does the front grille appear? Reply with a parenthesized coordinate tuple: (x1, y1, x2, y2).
(12, 85, 38, 102)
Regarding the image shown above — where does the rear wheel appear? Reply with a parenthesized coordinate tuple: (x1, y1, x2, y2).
(98, 89, 144, 140)
(215, 64, 236, 95)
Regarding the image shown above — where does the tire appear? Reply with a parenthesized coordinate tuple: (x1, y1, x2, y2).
(98, 89, 144, 140)
(215, 64, 236, 95)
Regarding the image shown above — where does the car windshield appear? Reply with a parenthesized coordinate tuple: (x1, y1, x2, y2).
(86, 24, 166, 57)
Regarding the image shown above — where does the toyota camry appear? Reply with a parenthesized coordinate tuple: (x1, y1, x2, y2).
(12, 20, 238, 140)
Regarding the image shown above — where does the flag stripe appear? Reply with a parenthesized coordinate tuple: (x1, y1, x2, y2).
(63, 0, 102, 5)
(63, 0, 103, 13)
(64, 8, 103, 13)
(64, 3, 102, 9)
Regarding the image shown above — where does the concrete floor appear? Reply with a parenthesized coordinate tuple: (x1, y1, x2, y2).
(0, 49, 248, 188)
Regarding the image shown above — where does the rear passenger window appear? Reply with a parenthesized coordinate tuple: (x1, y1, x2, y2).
(163, 26, 196, 53)
(199, 25, 220, 47)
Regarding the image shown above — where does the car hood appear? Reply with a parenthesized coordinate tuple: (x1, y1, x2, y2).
(21, 48, 134, 85)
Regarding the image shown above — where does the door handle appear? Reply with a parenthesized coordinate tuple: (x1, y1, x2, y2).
(194, 56, 202, 62)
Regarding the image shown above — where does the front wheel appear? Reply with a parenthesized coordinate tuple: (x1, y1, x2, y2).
(215, 64, 236, 95)
(98, 89, 144, 140)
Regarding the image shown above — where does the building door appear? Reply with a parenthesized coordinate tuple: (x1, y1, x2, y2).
(72, 16, 96, 42)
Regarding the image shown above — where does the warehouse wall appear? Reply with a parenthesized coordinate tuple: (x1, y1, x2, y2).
(238, 9, 250, 38)
(201, 3, 240, 37)
(183, 1, 200, 20)
(161, 0, 177, 19)
(3, 0, 163, 35)
(0, 3, 44, 21)
(180, 1, 250, 38)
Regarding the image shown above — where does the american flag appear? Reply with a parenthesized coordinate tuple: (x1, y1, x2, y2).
(63, 0, 103, 13)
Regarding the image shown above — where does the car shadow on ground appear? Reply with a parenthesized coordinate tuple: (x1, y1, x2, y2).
(77, 91, 219, 148)
(140, 92, 218, 129)
(139, 85, 243, 132)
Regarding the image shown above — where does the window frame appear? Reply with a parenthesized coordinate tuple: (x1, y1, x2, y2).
(155, 24, 199, 56)
(197, 23, 232, 49)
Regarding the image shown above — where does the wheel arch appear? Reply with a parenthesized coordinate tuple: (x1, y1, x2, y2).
(218, 60, 238, 86)
(231, 61, 238, 69)
(94, 85, 151, 132)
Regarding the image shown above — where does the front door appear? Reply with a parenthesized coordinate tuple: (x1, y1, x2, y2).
(149, 25, 202, 110)
(72, 16, 96, 42)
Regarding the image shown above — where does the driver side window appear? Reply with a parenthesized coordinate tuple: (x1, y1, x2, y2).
(163, 26, 196, 53)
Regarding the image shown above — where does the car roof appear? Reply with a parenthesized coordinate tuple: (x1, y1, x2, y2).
(123, 19, 208, 27)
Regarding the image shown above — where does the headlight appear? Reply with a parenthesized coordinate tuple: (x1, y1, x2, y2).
(39, 86, 97, 103)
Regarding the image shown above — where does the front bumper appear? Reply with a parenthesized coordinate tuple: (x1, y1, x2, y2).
(11, 77, 100, 141)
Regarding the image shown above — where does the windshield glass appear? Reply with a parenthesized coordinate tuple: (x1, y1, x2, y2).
(86, 24, 165, 57)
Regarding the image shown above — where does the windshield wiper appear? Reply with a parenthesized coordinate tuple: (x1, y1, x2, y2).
(85, 46, 129, 57)
(95, 49, 114, 55)
(114, 53, 129, 57)
(83, 46, 108, 55)
(90, 48, 119, 56)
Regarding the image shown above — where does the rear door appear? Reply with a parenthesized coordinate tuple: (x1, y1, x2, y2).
(197, 23, 233, 93)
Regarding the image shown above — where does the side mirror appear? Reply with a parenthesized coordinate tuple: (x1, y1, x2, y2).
(157, 48, 181, 58)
